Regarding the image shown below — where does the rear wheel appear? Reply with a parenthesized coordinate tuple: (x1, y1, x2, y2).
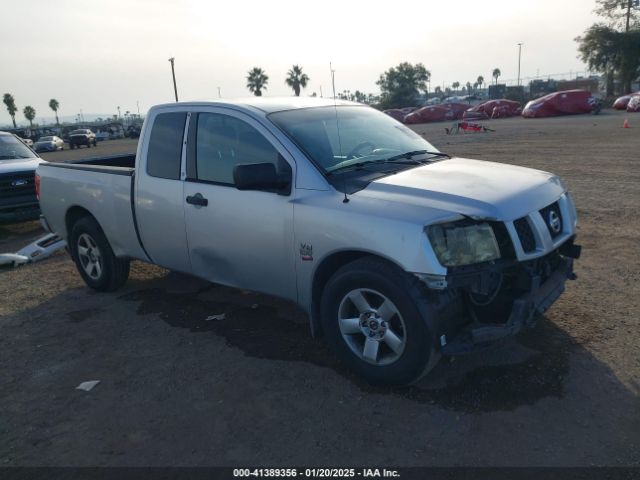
(69, 216, 130, 291)
(320, 257, 438, 385)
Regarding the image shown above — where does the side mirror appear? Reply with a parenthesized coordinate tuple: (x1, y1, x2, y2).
(233, 162, 291, 194)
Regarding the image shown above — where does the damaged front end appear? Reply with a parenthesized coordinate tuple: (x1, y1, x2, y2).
(418, 193, 581, 354)
(437, 239, 580, 355)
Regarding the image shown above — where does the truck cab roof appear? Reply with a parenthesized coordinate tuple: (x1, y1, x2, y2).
(151, 97, 359, 115)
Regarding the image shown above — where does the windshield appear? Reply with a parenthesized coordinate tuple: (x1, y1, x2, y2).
(268, 106, 439, 174)
(39, 136, 54, 141)
(0, 135, 38, 160)
(70, 130, 87, 135)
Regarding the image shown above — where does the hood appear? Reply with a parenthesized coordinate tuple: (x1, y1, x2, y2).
(356, 157, 564, 221)
(0, 157, 43, 174)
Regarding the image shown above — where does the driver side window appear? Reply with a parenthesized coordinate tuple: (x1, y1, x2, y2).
(195, 113, 287, 185)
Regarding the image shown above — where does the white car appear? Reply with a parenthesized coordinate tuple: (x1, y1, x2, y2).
(33, 135, 64, 152)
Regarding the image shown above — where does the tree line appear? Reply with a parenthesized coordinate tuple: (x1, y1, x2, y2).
(576, 0, 639, 95)
(2, 94, 60, 128)
(375, 63, 502, 109)
(246, 64, 309, 97)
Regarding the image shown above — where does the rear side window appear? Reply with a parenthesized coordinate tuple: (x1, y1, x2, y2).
(147, 112, 186, 179)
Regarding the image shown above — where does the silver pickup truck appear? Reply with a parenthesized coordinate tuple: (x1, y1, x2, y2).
(37, 98, 581, 385)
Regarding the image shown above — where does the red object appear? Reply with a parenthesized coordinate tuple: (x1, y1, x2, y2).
(468, 99, 521, 117)
(403, 111, 425, 124)
(627, 96, 640, 113)
(440, 102, 470, 120)
(459, 122, 483, 132)
(613, 92, 640, 110)
(35, 173, 41, 201)
(462, 110, 489, 121)
(623, 118, 631, 128)
(491, 105, 512, 119)
(523, 89, 597, 118)
(403, 106, 453, 124)
(383, 109, 406, 122)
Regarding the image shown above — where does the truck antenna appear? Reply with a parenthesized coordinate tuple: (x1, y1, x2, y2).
(331, 62, 349, 204)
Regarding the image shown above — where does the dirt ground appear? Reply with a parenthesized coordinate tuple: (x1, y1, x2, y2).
(0, 111, 638, 467)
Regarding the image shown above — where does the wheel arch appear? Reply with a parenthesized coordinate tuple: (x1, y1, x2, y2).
(309, 249, 408, 338)
(65, 205, 97, 238)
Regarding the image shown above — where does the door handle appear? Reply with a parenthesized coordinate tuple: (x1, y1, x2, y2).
(186, 193, 208, 207)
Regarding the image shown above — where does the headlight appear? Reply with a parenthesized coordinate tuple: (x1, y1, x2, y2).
(427, 221, 500, 267)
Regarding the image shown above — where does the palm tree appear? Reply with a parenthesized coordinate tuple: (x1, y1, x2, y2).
(492, 68, 501, 85)
(466, 82, 473, 95)
(452, 81, 460, 93)
(476, 76, 484, 90)
(246, 67, 269, 96)
(434, 86, 442, 95)
(3, 93, 18, 128)
(285, 65, 309, 96)
(49, 99, 60, 125)
(23, 106, 36, 128)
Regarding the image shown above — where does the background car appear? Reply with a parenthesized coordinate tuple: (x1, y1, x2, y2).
(68, 129, 97, 149)
(95, 131, 111, 142)
(33, 135, 64, 152)
(20, 138, 34, 147)
(0, 131, 43, 223)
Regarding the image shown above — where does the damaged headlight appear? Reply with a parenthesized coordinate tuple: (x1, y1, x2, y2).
(427, 222, 500, 267)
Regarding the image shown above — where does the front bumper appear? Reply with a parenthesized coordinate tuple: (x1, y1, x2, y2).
(440, 249, 578, 355)
(0, 204, 40, 224)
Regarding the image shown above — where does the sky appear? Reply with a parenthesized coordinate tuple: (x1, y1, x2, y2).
(0, 0, 599, 126)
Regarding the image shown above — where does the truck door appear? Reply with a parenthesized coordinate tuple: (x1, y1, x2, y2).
(182, 110, 296, 301)
(135, 110, 192, 273)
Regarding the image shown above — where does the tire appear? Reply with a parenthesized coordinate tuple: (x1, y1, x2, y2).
(320, 256, 438, 386)
(69, 216, 130, 291)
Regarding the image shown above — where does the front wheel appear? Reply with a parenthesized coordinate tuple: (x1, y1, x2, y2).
(70, 216, 130, 291)
(320, 257, 438, 385)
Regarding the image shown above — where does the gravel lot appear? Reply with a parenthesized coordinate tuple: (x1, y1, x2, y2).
(1, 111, 638, 466)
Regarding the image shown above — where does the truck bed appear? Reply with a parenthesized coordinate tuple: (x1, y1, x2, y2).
(37, 153, 148, 261)
(47, 153, 136, 173)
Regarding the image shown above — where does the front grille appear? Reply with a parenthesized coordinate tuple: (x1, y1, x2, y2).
(0, 171, 36, 200)
(539, 202, 563, 238)
(514, 217, 536, 252)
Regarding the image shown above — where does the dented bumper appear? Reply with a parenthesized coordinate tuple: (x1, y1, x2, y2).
(440, 241, 580, 355)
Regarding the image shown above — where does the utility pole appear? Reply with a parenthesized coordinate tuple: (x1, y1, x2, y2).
(136, 101, 140, 116)
(217, 87, 221, 98)
(517, 43, 523, 87)
(319, 85, 323, 98)
(168, 57, 179, 102)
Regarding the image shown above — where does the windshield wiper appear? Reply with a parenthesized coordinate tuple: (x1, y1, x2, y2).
(326, 150, 449, 175)
(385, 150, 450, 163)
(326, 158, 422, 175)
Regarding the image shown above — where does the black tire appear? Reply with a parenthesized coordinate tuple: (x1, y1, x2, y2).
(69, 216, 130, 291)
(320, 256, 438, 386)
